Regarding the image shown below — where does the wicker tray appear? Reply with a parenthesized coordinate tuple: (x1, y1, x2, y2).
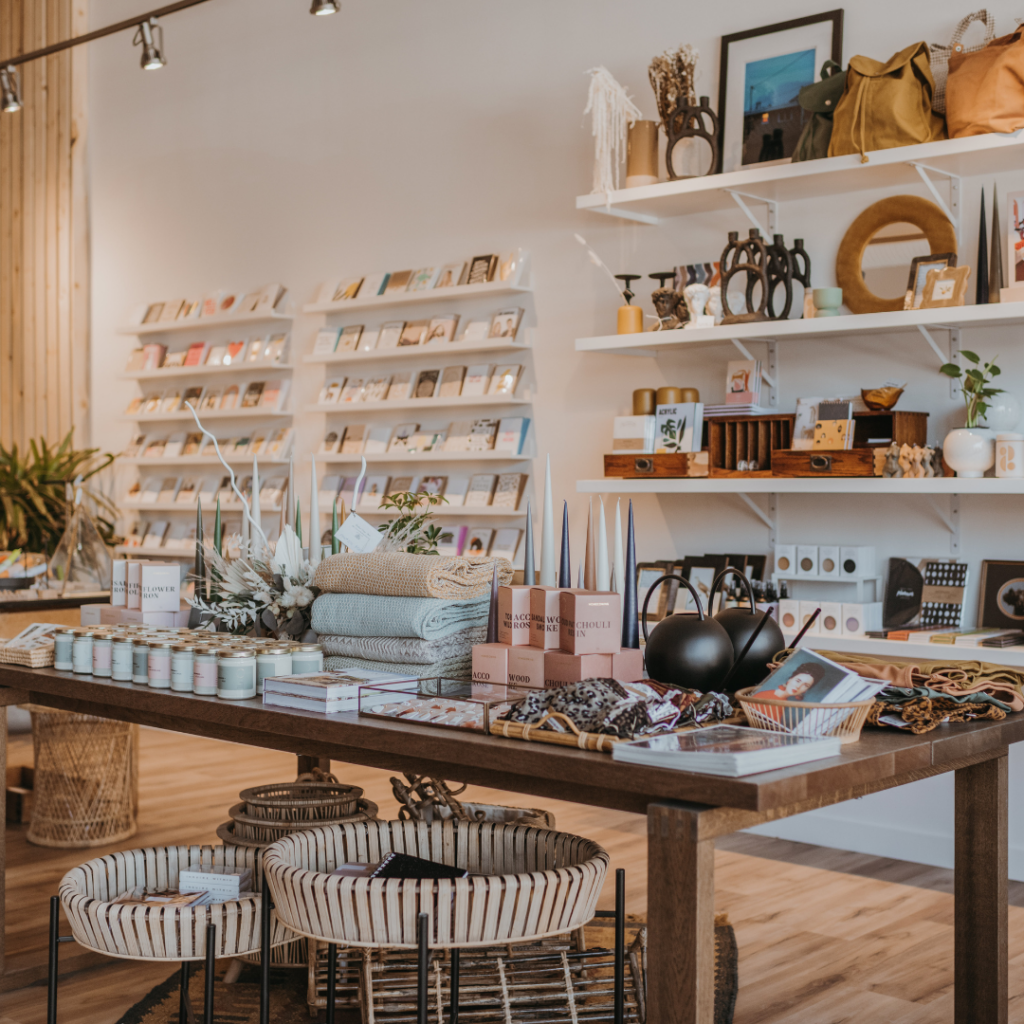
(0, 641, 54, 668)
(735, 686, 873, 744)
(489, 709, 746, 753)
(217, 799, 379, 848)
(238, 781, 363, 820)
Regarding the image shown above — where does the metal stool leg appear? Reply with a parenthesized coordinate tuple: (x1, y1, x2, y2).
(260, 891, 272, 1024)
(417, 913, 429, 1024)
(449, 948, 460, 1024)
(47, 896, 59, 1024)
(325, 943, 337, 1024)
(614, 868, 625, 1024)
(204, 922, 215, 1024)
(178, 961, 190, 1024)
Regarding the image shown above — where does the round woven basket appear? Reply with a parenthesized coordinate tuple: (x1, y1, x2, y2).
(221, 799, 379, 846)
(736, 686, 873, 744)
(239, 781, 362, 821)
(263, 820, 608, 950)
(58, 844, 295, 962)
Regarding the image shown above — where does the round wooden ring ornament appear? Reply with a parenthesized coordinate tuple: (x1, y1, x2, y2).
(835, 195, 957, 314)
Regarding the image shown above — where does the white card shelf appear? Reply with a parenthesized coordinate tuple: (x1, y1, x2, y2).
(576, 477, 1024, 495)
(123, 501, 282, 513)
(782, 631, 1024, 669)
(119, 362, 294, 381)
(118, 311, 293, 336)
(120, 408, 292, 422)
(343, 506, 527, 518)
(319, 451, 532, 464)
(305, 339, 530, 365)
(304, 281, 531, 315)
(576, 132, 1024, 224)
(305, 395, 530, 415)
(121, 456, 292, 467)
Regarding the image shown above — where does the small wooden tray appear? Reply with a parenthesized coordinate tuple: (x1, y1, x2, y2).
(604, 452, 709, 478)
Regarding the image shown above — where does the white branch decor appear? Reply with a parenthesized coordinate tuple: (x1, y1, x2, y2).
(584, 66, 642, 196)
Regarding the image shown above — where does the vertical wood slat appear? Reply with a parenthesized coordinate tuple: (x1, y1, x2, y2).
(0, 0, 86, 450)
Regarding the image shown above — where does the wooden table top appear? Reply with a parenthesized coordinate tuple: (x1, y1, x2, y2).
(2, 665, 1021, 816)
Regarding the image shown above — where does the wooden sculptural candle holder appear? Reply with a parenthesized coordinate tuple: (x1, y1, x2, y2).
(720, 229, 769, 324)
(664, 95, 719, 180)
(764, 234, 794, 320)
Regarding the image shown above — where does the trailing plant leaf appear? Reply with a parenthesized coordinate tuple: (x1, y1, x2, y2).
(376, 490, 448, 554)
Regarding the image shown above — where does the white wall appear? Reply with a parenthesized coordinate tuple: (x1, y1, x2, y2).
(88, 0, 1024, 873)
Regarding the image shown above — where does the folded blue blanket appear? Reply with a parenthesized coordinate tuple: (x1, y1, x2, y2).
(311, 594, 488, 640)
(324, 654, 472, 680)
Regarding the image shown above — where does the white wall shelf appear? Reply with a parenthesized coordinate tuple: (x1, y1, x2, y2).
(305, 339, 530, 365)
(577, 477, 1024, 495)
(124, 501, 282, 513)
(783, 631, 1024, 670)
(576, 302, 1024, 358)
(576, 132, 1024, 225)
(120, 409, 292, 423)
(306, 395, 530, 415)
(340, 506, 527, 518)
(122, 456, 292, 467)
(773, 572, 883, 602)
(305, 281, 531, 315)
(119, 311, 293, 336)
(119, 363, 294, 381)
(320, 451, 531, 464)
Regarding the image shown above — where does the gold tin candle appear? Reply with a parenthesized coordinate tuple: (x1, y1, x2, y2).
(656, 386, 683, 406)
(632, 389, 657, 416)
(217, 650, 257, 700)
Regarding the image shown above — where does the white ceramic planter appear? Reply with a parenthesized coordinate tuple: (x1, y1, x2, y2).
(943, 427, 995, 478)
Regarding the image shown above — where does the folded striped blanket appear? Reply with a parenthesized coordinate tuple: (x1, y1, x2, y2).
(314, 552, 512, 599)
(311, 594, 488, 640)
(320, 628, 485, 666)
(325, 654, 472, 681)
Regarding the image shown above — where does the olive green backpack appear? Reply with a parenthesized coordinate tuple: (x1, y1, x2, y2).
(792, 60, 847, 162)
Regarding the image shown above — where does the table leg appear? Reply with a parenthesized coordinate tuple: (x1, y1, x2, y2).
(954, 752, 1007, 1024)
(296, 756, 331, 777)
(647, 802, 715, 1024)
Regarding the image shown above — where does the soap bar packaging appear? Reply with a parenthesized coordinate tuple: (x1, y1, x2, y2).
(82, 604, 192, 627)
(126, 561, 148, 610)
(558, 590, 621, 655)
(529, 586, 562, 649)
(612, 415, 656, 454)
(471, 643, 509, 684)
(610, 647, 645, 681)
(140, 563, 181, 612)
(507, 645, 546, 689)
(544, 651, 613, 687)
(497, 585, 532, 646)
(111, 561, 128, 607)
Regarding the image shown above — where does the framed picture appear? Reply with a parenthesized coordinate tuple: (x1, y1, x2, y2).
(718, 11, 843, 173)
(677, 555, 729, 614)
(636, 561, 676, 621)
(921, 265, 971, 309)
(904, 253, 956, 310)
(978, 560, 1024, 629)
(1009, 190, 1024, 287)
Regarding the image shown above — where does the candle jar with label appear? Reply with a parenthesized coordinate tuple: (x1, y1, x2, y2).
(192, 648, 219, 695)
(54, 629, 76, 671)
(217, 650, 257, 700)
(72, 631, 94, 675)
(171, 644, 196, 692)
(256, 646, 292, 695)
(290, 643, 324, 675)
(132, 641, 150, 684)
(147, 641, 174, 689)
(91, 634, 113, 678)
(112, 638, 134, 681)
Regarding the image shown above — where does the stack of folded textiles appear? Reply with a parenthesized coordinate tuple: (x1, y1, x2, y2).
(311, 552, 514, 680)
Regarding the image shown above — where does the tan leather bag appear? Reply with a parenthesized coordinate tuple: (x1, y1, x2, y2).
(946, 28, 1024, 136)
(828, 42, 947, 161)
(930, 9, 996, 114)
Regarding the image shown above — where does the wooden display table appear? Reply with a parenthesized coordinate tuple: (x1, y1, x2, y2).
(0, 664, 1018, 1024)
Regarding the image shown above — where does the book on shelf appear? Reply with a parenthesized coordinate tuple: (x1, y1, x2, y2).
(125, 397, 144, 416)
(259, 379, 288, 410)
(142, 303, 165, 324)
(436, 525, 468, 555)
(490, 527, 522, 561)
(364, 425, 391, 453)
(241, 382, 265, 408)
(163, 351, 187, 369)
(184, 342, 208, 367)
(123, 433, 148, 458)
(882, 557, 968, 630)
(488, 364, 521, 396)
(338, 477, 357, 508)
(357, 329, 379, 352)
(142, 343, 167, 369)
(205, 345, 227, 367)
(163, 433, 186, 458)
(399, 320, 428, 347)
(465, 474, 497, 506)
(157, 477, 182, 503)
(388, 423, 420, 453)
(232, 437, 252, 456)
(142, 438, 166, 459)
(385, 270, 414, 294)
(221, 385, 240, 410)
(444, 477, 469, 506)
(244, 338, 265, 362)
(313, 326, 340, 356)
(461, 365, 492, 396)
(200, 388, 222, 411)
(466, 418, 499, 451)
(249, 432, 267, 456)
(125, 349, 147, 372)
(331, 278, 364, 303)
(361, 272, 389, 298)
(319, 475, 342, 509)
(139, 479, 162, 504)
(200, 291, 224, 318)
(491, 472, 526, 509)
(261, 478, 286, 506)
(461, 321, 490, 343)
(141, 392, 162, 415)
(362, 376, 390, 402)
(319, 378, 345, 404)
(465, 528, 493, 556)
(410, 430, 447, 452)
(812, 400, 854, 451)
(466, 255, 498, 285)
(655, 402, 703, 454)
(254, 283, 287, 313)
(425, 315, 460, 344)
(265, 334, 289, 363)
(413, 369, 440, 398)
(387, 475, 419, 497)
(123, 523, 147, 548)
(434, 263, 465, 289)
(337, 325, 363, 351)
(198, 479, 218, 505)
(725, 359, 761, 406)
(142, 521, 170, 548)
(358, 476, 390, 507)
(160, 390, 182, 414)
(408, 267, 440, 291)
(386, 372, 412, 401)
(438, 366, 466, 397)
(340, 425, 366, 454)
(340, 378, 365, 403)
(180, 387, 204, 413)
(223, 341, 246, 365)
(265, 426, 294, 459)
(181, 432, 203, 456)
(489, 308, 523, 340)
(176, 480, 197, 504)
(419, 475, 447, 497)
(320, 430, 342, 455)
(611, 725, 842, 777)
(377, 321, 406, 348)
(494, 417, 529, 454)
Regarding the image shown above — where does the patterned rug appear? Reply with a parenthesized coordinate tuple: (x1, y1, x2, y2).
(117, 919, 739, 1024)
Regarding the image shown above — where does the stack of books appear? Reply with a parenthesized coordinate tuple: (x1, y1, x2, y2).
(262, 670, 418, 714)
(179, 868, 253, 904)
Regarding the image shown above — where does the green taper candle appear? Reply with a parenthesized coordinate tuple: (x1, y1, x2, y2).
(331, 499, 340, 555)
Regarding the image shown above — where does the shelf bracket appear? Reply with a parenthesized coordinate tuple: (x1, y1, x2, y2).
(917, 324, 947, 365)
(730, 337, 778, 395)
(948, 326, 961, 399)
(723, 189, 778, 236)
(926, 494, 961, 555)
(907, 161, 961, 242)
(736, 492, 776, 546)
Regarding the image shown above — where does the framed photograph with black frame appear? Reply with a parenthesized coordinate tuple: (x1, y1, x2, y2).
(978, 560, 1024, 629)
(676, 554, 729, 614)
(718, 10, 844, 173)
(637, 561, 677, 622)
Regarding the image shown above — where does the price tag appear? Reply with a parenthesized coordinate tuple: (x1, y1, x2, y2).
(334, 512, 383, 554)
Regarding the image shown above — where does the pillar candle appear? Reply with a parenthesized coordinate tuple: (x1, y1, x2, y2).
(214, 496, 223, 556)
(523, 500, 536, 585)
(250, 457, 262, 557)
(540, 455, 556, 586)
(622, 500, 639, 648)
(613, 499, 625, 601)
(309, 456, 321, 568)
(584, 500, 596, 591)
(486, 565, 500, 644)
(597, 497, 610, 591)
(558, 500, 571, 588)
(331, 498, 340, 555)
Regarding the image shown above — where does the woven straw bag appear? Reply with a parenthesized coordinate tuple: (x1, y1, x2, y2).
(931, 10, 996, 114)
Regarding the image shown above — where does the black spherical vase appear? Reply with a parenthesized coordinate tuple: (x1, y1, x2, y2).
(708, 569, 786, 692)
(641, 574, 734, 692)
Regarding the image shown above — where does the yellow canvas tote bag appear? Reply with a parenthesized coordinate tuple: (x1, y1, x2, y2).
(946, 28, 1024, 137)
(828, 42, 947, 161)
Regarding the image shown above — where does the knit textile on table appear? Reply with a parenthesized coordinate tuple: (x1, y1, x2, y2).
(313, 552, 513, 599)
(325, 654, 472, 680)
(311, 594, 488, 640)
(320, 628, 485, 666)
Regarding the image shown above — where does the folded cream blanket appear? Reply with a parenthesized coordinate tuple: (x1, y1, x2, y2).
(313, 552, 512, 599)
(320, 628, 485, 666)
(325, 654, 472, 680)
(311, 594, 488, 640)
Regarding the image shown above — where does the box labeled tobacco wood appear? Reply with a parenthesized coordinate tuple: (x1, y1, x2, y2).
(603, 452, 709, 478)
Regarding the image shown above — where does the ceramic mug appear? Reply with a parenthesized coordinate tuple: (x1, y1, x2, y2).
(812, 287, 843, 317)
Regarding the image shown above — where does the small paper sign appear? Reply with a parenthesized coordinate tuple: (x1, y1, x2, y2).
(334, 512, 383, 554)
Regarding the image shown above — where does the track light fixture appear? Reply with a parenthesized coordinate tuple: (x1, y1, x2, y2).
(310, 0, 340, 13)
(0, 66, 21, 113)
(133, 17, 166, 70)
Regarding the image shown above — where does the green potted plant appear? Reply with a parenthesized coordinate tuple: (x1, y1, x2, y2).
(940, 351, 1003, 477)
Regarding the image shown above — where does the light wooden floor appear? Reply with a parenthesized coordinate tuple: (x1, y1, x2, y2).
(3, 726, 1024, 1023)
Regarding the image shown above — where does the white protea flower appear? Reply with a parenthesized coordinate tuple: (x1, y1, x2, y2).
(273, 525, 303, 580)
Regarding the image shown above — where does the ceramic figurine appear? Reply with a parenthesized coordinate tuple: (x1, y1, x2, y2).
(898, 444, 913, 477)
(921, 446, 936, 478)
(707, 284, 723, 323)
(883, 442, 902, 478)
(683, 281, 713, 328)
(720, 229, 769, 324)
(649, 271, 688, 331)
(765, 233, 794, 320)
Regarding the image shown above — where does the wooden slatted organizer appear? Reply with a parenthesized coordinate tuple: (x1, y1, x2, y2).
(708, 414, 795, 476)
(263, 820, 609, 950)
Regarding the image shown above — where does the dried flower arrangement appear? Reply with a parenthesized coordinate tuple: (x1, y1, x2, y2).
(648, 45, 699, 127)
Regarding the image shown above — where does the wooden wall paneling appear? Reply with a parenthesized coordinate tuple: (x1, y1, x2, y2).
(70, 0, 88, 443)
